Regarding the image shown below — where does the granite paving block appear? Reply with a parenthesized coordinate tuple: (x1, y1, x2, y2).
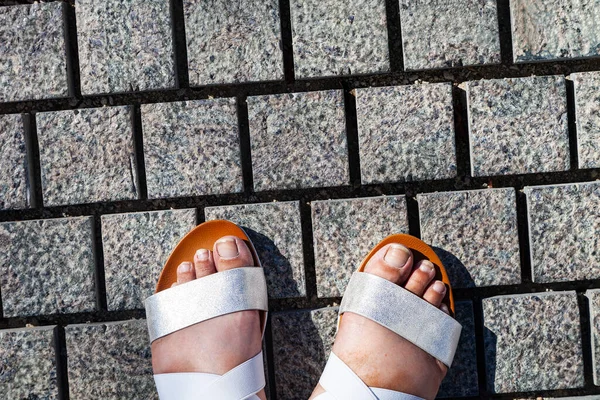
(511, 0, 600, 62)
(573, 71, 600, 169)
(467, 76, 569, 176)
(525, 182, 600, 283)
(102, 209, 196, 310)
(248, 90, 349, 191)
(76, 0, 175, 95)
(37, 106, 138, 206)
(0, 326, 58, 399)
(438, 301, 478, 398)
(66, 320, 155, 399)
(142, 99, 243, 199)
(356, 83, 456, 183)
(483, 291, 584, 393)
(0, 217, 96, 317)
(0, 114, 29, 210)
(312, 196, 408, 297)
(205, 201, 306, 298)
(418, 188, 521, 288)
(0, 3, 68, 102)
(585, 290, 600, 385)
(400, 0, 501, 70)
(271, 308, 338, 399)
(184, 0, 284, 85)
(290, 0, 389, 78)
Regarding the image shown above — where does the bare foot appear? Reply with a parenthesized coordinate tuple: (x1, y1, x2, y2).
(310, 243, 450, 400)
(151, 236, 266, 400)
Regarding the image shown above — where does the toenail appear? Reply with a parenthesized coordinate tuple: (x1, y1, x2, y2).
(433, 281, 446, 294)
(383, 244, 411, 268)
(419, 260, 435, 274)
(195, 249, 209, 261)
(440, 304, 450, 314)
(178, 262, 192, 273)
(216, 238, 239, 259)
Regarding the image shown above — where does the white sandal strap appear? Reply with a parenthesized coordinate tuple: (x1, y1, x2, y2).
(154, 351, 265, 400)
(317, 352, 425, 400)
(340, 272, 462, 367)
(145, 267, 268, 342)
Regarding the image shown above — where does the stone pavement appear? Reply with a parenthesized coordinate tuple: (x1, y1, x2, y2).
(1, 0, 600, 399)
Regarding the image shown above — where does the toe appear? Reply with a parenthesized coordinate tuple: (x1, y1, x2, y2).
(213, 236, 255, 272)
(176, 262, 196, 284)
(404, 260, 436, 297)
(440, 303, 450, 315)
(363, 243, 413, 284)
(194, 248, 216, 278)
(422, 280, 447, 307)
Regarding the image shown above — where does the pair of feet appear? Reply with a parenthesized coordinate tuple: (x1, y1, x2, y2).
(151, 236, 450, 400)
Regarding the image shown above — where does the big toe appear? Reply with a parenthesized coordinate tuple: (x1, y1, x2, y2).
(363, 243, 413, 284)
(213, 236, 255, 271)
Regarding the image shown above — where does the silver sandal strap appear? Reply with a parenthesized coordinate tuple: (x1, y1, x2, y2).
(145, 267, 268, 343)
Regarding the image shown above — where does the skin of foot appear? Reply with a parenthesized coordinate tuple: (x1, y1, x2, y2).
(151, 236, 267, 400)
(310, 243, 451, 400)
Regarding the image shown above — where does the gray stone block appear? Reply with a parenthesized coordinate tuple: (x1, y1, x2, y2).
(438, 301, 478, 398)
(290, 0, 389, 78)
(586, 290, 600, 386)
(142, 99, 243, 199)
(312, 196, 408, 297)
(248, 90, 349, 191)
(184, 0, 284, 85)
(101, 209, 197, 311)
(573, 71, 600, 169)
(356, 83, 456, 184)
(0, 114, 29, 210)
(0, 326, 58, 399)
(65, 320, 155, 399)
(511, 0, 600, 62)
(418, 188, 521, 288)
(400, 0, 501, 70)
(483, 291, 584, 393)
(526, 182, 600, 283)
(76, 0, 175, 95)
(37, 106, 138, 206)
(0, 3, 68, 102)
(467, 76, 569, 176)
(0, 217, 96, 317)
(205, 201, 306, 298)
(271, 308, 338, 399)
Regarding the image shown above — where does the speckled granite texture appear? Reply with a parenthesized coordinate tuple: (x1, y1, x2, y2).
(0, 114, 28, 210)
(356, 83, 456, 183)
(438, 301, 478, 398)
(184, 0, 284, 85)
(290, 0, 389, 78)
(0, 2, 68, 102)
(142, 99, 243, 199)
(271, 308, 338, 399)
(37, 106, 138, 206)
(511, 0, 600, 62)
(101, 209, 196, 311)
(76, 0, 175, 95)
(418, 188, 521, 288)
(467, 75, 569, 176)
(65, 320, 155, 399)
(526, 182, 600, 283)
(312, 196, 408, 297)
(0, 326, 58, 399)
(248, 90, 349, 191)
(573, 71, 600, 169)
(400, 0, 501, 70)
(205, 201, 306, 298)
(483, 291, 584, 393)
(0, 217, 95, 317)
(586, 290, 600, 385)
